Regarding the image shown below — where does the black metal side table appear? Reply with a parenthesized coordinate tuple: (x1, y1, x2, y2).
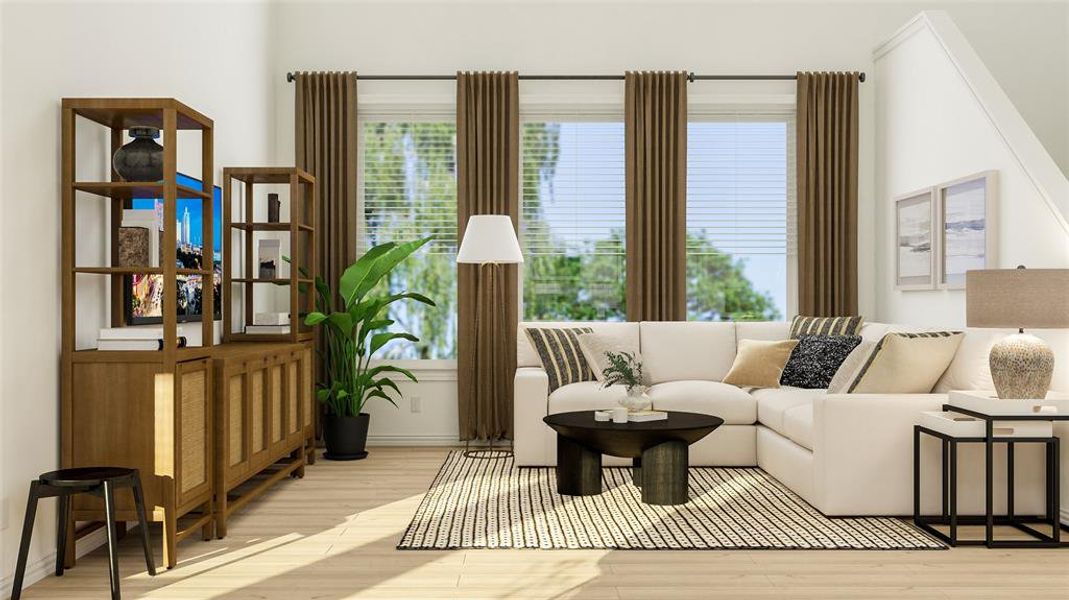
(913, 403, 1069, 548)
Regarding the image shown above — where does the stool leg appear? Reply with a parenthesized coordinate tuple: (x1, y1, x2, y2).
(131, 473, 157, 576)
(11, 481, 42, 600)
(102, 481, 121, 600)
(55, 493, 70, 576)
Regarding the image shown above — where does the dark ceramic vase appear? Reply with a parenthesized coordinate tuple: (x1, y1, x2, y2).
(322, 413, 370, 460)
(112, 127, 164, 182)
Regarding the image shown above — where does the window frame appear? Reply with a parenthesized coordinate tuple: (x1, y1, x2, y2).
(518, 104, 627, 322)
(357, 105, 458, 370)
(686, 104, 798, 321)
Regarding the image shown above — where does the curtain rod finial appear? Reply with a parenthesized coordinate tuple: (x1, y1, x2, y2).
(859, 72, 866, 82)
(287, 72, 295, 83)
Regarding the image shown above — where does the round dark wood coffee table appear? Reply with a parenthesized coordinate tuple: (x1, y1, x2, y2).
(543, 411, 723, 505)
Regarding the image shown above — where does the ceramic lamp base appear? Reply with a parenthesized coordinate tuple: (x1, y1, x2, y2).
(990, 332, 1054, 399)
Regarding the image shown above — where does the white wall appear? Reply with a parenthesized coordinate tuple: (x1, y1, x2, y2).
(0, 1, 275, 594)
(269, 0, 1068, 444)
(873, 12, 1069, 328)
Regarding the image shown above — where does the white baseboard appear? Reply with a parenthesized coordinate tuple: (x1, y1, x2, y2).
(2, 526, 107, 599)
(366, 434, 463, 447)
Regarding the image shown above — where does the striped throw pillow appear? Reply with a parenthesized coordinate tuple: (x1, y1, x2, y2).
(524, 327, 595, 392)
(845, 331, 963, 394)
(789, 315, 864, 338)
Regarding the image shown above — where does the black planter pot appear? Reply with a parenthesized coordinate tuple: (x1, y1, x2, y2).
(322, 413, 370, 460)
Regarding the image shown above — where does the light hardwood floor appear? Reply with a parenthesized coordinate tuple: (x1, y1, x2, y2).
(18, 447, 1069, 599)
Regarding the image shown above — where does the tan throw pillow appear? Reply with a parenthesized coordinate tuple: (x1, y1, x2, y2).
(845, 332, 964, 394)
(827, 340, 876, 393)
(576, 331, 642, 383)
(723, 339, 799, 389)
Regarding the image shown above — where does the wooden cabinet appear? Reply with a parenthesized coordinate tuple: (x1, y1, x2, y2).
(212, 342, 315, 537)
(68, 354, 215, 568)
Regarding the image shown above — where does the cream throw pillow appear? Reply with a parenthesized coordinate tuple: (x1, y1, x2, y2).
(576, 331, 642, 383)
(843, 332, 964, 394)
(723, 339, 799, 389)
(827, 340, 876, 393)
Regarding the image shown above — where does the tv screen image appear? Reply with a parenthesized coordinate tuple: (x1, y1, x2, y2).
(126, 173, 223, 324)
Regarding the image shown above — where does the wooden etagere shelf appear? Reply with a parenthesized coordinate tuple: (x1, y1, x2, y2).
(222, 167, 317, 344)
(61, 98, 216, 570)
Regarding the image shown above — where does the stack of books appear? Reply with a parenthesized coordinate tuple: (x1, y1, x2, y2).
(97, 328, 186, 351)
(628, 410, 668, 422)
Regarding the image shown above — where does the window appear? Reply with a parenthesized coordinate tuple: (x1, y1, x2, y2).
(686, 113, 795, 321)
(359, 120, 457, 359)
(521, 119, 626, 321)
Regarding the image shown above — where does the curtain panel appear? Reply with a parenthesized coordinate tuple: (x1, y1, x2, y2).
(294, 71, 359, 407)
(796, 71, 859, 317)
(625, 71, 689, 321)
(456, 71, 520, 441)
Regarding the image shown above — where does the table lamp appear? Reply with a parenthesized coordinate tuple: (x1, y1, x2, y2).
(457, 214, 524, 458)
(966, 267, 1069, 399)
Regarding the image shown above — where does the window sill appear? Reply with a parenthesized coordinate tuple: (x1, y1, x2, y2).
(369, 359, 457, 381)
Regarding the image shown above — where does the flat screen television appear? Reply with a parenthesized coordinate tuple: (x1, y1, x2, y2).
(124, 172, 223, 325)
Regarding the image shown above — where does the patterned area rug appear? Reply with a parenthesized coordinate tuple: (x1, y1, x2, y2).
(398, 452, 944, 550)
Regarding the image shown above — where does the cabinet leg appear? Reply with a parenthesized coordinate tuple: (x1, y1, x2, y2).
(201, 500, 214, 541)
(216, 492, 228, 540)
(162, 509, 178, 570)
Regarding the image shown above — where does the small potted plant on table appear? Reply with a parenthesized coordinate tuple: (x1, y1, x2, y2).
(601, 351, 651, 412)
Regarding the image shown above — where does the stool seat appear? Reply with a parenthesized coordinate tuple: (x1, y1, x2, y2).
(40, 467, 137, 488)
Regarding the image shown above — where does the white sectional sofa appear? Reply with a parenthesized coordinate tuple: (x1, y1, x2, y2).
(514, 320, 1068, 517)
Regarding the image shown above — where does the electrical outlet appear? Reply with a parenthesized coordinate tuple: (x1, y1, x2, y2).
(1, 496, 9, 530)
(410, 395, 422, 414)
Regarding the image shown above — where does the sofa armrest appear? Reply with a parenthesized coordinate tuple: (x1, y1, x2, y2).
(513, 367, 550, 465)
(812, 393, 945, 516)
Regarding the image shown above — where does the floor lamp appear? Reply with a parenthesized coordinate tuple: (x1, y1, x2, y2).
(457, 215, 524, 459)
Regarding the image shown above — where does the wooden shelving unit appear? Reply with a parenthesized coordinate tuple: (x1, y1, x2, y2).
(61, 98, 216, 569)
(222, 167, 316, 343)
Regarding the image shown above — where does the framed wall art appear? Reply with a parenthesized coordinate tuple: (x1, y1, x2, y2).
(936, 171, 997, 289)
(894, 188, 936, 290)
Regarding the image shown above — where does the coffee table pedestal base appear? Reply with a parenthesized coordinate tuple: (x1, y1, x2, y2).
(556, 435, 602, 496)
(640, 440, 688, 505)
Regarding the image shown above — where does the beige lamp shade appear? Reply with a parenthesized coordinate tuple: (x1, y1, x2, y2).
(966, 268, 1069, 329)
(456, 214, 524, 264)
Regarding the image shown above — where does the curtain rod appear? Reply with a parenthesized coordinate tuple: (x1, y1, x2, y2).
(284, 72, 865, 83)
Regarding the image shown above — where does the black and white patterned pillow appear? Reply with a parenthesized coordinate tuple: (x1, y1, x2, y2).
(779, 334, 862, 389)
(524, 327, 595, 392)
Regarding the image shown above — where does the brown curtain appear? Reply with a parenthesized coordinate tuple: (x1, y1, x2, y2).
(456, 72, 520, 441)
(796, 72, 859, 316)
(294, 71, 359, 307)
(625, 71, 688, 321)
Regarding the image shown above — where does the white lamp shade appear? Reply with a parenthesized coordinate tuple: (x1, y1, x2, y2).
(456, 215, 524, 264)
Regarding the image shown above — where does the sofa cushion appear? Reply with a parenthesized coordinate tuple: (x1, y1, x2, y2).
(735, 321, 790, 342)
(846, 331, 964, 393)
(518, 322, 640, 368)
(640, 321, 737, 384)
(780, 334, 862, 389)
(723, 339, 798, 389)
(648, 380, 757, 424)
(752, 386, 826, 433)
(524, 327, 595, 392)
(548, 381, 628, 413)
(782, 404, 814, 450)
(933, 328, 1004, 393)
(789, 315, 863, 338)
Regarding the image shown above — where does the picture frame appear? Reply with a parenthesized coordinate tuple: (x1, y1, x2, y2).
(894, 188, 937, 290)
(935, 171, 997, 290)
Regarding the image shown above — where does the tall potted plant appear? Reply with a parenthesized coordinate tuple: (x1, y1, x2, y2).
(304, 237, 435, 459)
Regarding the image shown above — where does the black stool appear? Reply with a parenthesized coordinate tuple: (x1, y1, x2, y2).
(11, 467, 156, 600)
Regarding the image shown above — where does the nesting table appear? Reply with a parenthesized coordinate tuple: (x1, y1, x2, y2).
(543, 411, 723, 505)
